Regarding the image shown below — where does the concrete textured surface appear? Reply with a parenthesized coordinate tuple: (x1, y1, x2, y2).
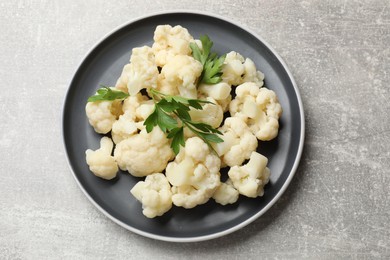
(1, 0, 389, 259)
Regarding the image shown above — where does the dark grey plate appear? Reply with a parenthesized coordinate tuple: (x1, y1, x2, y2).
(62, 11, 304, 242)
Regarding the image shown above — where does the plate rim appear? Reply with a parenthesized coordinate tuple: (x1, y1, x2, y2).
(62, 10, 305, 242)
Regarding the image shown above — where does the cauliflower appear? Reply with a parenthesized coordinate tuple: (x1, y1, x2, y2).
(157, 55, 202, 99)
(125, 46, 159, 96)
(229, 82, 282, 141)
(198, 82, 231, 101)
(114, 127, 174, 177)
(152, 25, 194, 67)
(212, 179, 239, 205)
(130, 173, 172, 218)
(85, 137, 118, 180)
(217, 94, 232, 113)
(221, 51, 264, 86)
(83, 25, 282, 218)
(112, 94, 154, 144)
(221, 51, 245, 86)
(111, 112, 139, 144)
(122, 93, 149, 114)
(165, 137, 221, 208)
(213, 117, 258, 167)
(197, 85, 232, 113)
(156, 75, 180, 96)
(114, 63, 131, 93)
(189, 97, 223, 129)
(85, 99, 122, 134)
(184, 97, 223, 139)
(228, 152, 270, 198)
(242, 58, 265, 86)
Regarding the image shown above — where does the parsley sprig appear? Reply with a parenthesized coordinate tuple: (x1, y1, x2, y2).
(190, 35, 226, 84)
(144, 89, 223, 154)
(87, 86, 129, 102)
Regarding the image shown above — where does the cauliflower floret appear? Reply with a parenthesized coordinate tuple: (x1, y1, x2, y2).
(212, 179, 239, 205)
(114, 63, 131, 93)
(122, 93, 149, 114)
(114, 127, 174, 177)
(189, 97, 223, 129)
(157, 55, 202, 98)
(198, 82, 231, 101)
(213, 117, 258, 167)
(125, 46, 159, 96)
(165, 137, 221, 208)
(85, 98, 122, 134)
(242, 58, 265, 86)
(112, 94, 154, 144)
(221, 51, 264, 86)
(130, 173, 172, 218)
(156, 76, 180, 96)
(229, 82, 260, 120)
(228, 152, 270, 198)
(198, 89, 232, 113)
(85, 137, 118, 180)
(217, 94, 232, 113)
(152, 25, 194, 67)
(222, 51, 245, 86)
(184, 97, 223, 139)
(229, 82, 282, 141)
(111, 112, 139, 144)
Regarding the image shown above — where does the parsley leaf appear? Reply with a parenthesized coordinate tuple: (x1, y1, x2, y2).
(144, 89, 223, 154)
(87, 86, 129, 102)
(167, 127, 185, 155)
(202, 54, 226, 84)
(190, 35, 226, 84)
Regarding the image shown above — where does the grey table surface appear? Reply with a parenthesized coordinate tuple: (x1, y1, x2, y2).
(1, 0, 389, 259)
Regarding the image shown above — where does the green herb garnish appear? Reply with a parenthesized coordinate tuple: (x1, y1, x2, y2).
(144, 89, 223, 154)
(87, 86, 129, 102)
(190, 35, 226, 84)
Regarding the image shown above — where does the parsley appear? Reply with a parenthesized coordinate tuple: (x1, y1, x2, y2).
(190, 35, 226, 84)
(87, 86, 129, 102)
(144, 89, 223, 154)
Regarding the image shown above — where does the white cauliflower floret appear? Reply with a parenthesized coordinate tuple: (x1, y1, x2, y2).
(111, 112, 139, 144)
(157, 55, 202, 98)
(85, 98, 122, 134)
(242, 58, 265, 86)
(156, 75, 180, 96)
(229, 82, 282, 141)
(221, 51, 264, 86)
(112, 94, 154, 144)
(125, 46, 159, 95)
(212, 179, 239, 205)
(122, 93, 149, 114)
(198, 82, 231, 101)
(229, 82, 260, 120)
(152, 25, 194, 67)
(165, 137, 221, 208)
(130, 173, 172, 218)
(222, 51, 245, 86)
(184, 97, 223, 139)
(197, 89, 232, 113)
(114, 127, 174, 177)
(213, 117, 258, 167)
(189, 97, 223, 129)
(228, 152, 270, 198)
(114, 63, 131, 93)
(85, 137, 118, 180)
(217, 94, 232, 113)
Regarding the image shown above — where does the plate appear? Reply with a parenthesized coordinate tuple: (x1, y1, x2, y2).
(62, 11, 304, 242)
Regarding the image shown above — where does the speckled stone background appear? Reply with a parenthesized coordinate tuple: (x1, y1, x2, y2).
(1, 0, 389, 259)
